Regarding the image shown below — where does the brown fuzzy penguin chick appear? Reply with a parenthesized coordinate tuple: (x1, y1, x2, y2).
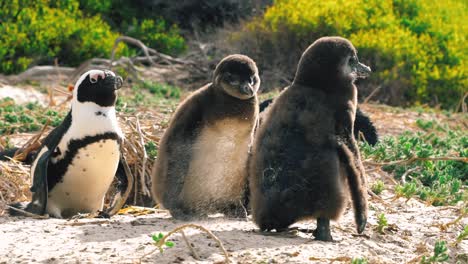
(249, 36, 370, 241)
(152, 54, 260, 220)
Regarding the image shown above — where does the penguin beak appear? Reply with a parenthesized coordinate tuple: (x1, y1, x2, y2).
(114, 76, 123, 90)
(355, 62, 371, 78)
(240, 83, 254, 96)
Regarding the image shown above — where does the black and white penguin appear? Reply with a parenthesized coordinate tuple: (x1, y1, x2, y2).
(9, 70, 124, 218)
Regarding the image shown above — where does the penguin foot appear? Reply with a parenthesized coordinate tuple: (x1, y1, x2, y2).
(96, 210, 111, 219)
(313, 218, 333, 241)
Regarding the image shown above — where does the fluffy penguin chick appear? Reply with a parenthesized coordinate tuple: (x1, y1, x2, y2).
(249, 37, 370, 241)
(9, 70, 124, 218)
(152, 54, 260, 219)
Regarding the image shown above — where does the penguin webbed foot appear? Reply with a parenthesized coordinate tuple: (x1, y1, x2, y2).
(313, 218, 333, 241)
(96, 210, 111, 219)
(69, 211, 110, 219)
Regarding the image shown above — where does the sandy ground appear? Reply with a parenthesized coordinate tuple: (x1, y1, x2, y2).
(1, 193, 467, 264)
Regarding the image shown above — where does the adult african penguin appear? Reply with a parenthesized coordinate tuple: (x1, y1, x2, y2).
(249, 37, 370, 241)
(152, 54, 259, 219)
(9, 70, 124, 218)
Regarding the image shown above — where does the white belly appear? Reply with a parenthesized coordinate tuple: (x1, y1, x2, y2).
(181, 118, 254, 207)
(46, 139, 120, 217)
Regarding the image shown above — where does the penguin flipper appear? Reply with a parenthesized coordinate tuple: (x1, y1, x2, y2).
(354, 108, 378, 146)
(29, 149, 51, 215)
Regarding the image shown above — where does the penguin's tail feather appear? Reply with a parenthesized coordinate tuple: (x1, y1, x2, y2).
(8, 202, 44, 217)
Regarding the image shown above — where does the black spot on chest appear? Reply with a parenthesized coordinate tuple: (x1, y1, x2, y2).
(95, 111, 107, 117)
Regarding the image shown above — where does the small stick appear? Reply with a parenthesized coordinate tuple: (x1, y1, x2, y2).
(5, 205, 49, 219)
(363, 85, 381, 103)
(364, 156, 467, 166)
(400, 167, 420, 184)
(135, 116, 150, 197)
(181, 230, 201, 260)
(141, 224, 230, 263)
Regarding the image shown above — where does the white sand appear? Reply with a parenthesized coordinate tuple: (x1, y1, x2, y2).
(1, 194, 466, 264)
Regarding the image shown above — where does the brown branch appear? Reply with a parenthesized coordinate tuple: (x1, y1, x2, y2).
(455, 92, 468, 113)
(181, 230, 201, 260)
(135, 116, 150, 197)
(13, 121, 50, 162)
(363, 85, 382, 104)
(110, 36, 157, 66)
(5, 205, 49, 219)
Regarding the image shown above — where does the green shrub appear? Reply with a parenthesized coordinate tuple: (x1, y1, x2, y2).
(0, 98, 65, 134)
(237, 0, 467, 109)
(124, 19, 186, 56)
(0, 0, 186, 74)
(361, 128, 467, 206)
(0, 0, 119, 73)
(79, 0, 187, 56)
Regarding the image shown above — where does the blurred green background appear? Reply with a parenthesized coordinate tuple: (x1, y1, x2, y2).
(0, 0, 466, 109)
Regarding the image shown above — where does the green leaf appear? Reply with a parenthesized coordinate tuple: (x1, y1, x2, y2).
(165, 241, 175, 248)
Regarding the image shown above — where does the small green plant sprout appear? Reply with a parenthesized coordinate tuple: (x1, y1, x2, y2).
(416, 119, 435, 131)
(455, 225, 468, 246)
(143, 224, 230, 263)
(420, 240, 449, 263)
(151, 233, 175, 253)
(351, 257, 368, 264)
(395, 182, 418, 201)
(376, 213, 388, 234)
(371, 180, 385, 195)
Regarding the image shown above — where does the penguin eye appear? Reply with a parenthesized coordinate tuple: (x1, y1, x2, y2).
(225, 73, 239, 85)
(349, 56, 358, 65)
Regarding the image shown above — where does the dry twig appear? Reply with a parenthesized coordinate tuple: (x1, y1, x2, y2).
(141, 224, 230, 263)
(364, 156, 467, 166)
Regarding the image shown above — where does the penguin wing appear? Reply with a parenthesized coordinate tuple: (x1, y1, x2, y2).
(30, 149, 51, 214)
(29, 112, 72, 213)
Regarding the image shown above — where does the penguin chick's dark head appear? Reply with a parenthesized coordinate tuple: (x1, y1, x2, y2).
(74, 69, 123, 107)
(293, 36, 371, 89)
(213, 54, 260, 100)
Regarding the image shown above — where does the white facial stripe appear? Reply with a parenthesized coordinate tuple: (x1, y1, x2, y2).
(89, 71, 105, 83)
(74, 70, 105, 89)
